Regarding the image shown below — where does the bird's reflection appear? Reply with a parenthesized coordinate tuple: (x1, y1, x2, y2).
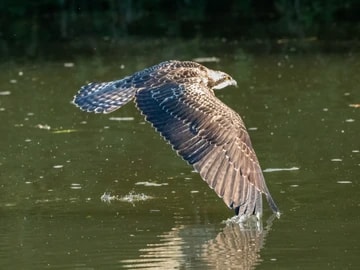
(121, 215, 276, 269)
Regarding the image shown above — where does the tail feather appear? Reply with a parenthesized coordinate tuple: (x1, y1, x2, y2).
(73, 79, 136, 114)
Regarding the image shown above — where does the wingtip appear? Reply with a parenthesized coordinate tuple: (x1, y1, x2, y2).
(71, 95, 78, 107)
(265, 192, 280, 217)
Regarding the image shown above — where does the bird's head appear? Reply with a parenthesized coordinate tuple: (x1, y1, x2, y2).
(207, 69, 237, 90)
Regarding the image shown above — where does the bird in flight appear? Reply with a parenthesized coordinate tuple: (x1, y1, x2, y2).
(73, 60, 280, 220)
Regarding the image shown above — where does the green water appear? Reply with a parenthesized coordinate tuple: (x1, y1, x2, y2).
(0, 45, 359, 269)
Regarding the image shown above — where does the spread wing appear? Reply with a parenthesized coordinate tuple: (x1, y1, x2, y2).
(72, 64, 174, 114)
(73, 77, 137, 113)
(135, 81, 279, 217)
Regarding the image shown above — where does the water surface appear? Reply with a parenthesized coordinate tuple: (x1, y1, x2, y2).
(0, 46, 359, 269)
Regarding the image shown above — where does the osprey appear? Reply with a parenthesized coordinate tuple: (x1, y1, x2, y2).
(73, 60, 280, 220)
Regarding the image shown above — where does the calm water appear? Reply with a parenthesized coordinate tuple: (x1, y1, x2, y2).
(0, 44, 359, 269)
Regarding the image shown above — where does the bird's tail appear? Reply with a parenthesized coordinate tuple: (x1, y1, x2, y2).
(72, 79, 136, 114)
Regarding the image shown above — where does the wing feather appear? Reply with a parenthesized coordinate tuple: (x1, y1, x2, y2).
(216, 162, 233, 197)
(221, 165, 237, 207)
(204, 149, 224, 188)
(208, 152, 228, 189)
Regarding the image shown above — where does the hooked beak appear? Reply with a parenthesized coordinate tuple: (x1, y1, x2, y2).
(231, 79, 238, 88)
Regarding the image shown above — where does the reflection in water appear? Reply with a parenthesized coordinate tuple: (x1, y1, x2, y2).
(202, 217, 275, 270)
(121, 216, 276, 269)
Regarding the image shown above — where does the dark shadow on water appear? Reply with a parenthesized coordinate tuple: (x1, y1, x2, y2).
(121, 215, 277, 269)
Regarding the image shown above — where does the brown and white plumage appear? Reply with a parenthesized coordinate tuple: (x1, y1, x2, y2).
(73, 60, 280, 219)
